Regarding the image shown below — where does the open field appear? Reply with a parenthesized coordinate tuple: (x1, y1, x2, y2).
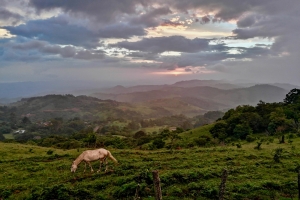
(3, 133, 14, 140)
(1, 136, 300, 199)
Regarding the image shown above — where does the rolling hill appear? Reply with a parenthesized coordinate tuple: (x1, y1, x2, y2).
(91, 84, 288, 111)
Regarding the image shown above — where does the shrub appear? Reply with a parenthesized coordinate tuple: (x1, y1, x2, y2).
(152, 138, 165, 149)
(236, 143, 242, 148)
(246, 134, 256, 142)
(273, 148, 284, 163)
(46, 150, 54, 155)
(254, 142, 262, 150)
(194, 138, 207, 146)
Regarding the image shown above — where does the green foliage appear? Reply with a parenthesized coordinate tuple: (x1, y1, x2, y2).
(236, 143, 242, 148)
(0, 134, 5, 141)
(254, 141, 262, 150)
(152, 138, 165, 149)
(0, 125, 11, 134)
(133, 130, 147, 139)
(284, 88, 300, 104)
(246, 134, 256, 142)
(46, 149, 54, 155)
(210, 89, 300, 141)
(2, 139, 300, 199)
(273, 147, 284, 163)
(233, 124, 253, 139)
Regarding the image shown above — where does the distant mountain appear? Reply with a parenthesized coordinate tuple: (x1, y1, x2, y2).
(6, 94, 212, 122)
(137, 96, 228, 117)
(99, 80, 241, 94)
(271, 83, 300, 91)
(8, 95, 144, 122)
(1, 81, 294, 122)
(0, 81, 111, 99)
(1, 79, 298, 101)
(99, 84, 170, 94)
(91, 84, 288, 110)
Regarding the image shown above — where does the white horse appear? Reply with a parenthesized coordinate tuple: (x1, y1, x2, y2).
(71, 148, 118, 173)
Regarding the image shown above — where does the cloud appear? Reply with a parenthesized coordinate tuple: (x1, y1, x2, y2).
(3, 15, 148, 49)
(112, 35, 210, 53)
(129, 7, 172, 27)
(3, 16, 100, 48)
(4, 38, 106, 60)
(0, 7, 23, 23)
(28, 0, 151, 23)
(97, 23, 146, 39)
(1, 0, 300, 86)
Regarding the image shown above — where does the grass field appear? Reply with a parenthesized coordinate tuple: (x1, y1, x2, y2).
(1, 132, 300, 199)
(3, 133, 14, 140)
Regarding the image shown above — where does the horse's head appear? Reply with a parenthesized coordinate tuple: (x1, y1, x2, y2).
(71, 161, 77, 173)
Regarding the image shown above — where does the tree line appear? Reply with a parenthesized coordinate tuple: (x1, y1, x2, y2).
(210, 89, 300, 142)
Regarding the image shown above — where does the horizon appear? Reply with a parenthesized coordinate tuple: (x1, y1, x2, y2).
(1, 78, 299, 100)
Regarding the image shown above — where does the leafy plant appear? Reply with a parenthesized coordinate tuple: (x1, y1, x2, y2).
(273, 148, 284, 163)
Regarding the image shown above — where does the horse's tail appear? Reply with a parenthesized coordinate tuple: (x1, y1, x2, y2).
(107, 150, 118, 164)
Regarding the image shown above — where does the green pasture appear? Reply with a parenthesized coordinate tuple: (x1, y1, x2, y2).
(1, 137, 300, 199)
(3, 133, 14, 140)
(141, 126, 167, 134)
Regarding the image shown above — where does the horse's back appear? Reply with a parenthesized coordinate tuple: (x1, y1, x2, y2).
(81, 148, 108, 161)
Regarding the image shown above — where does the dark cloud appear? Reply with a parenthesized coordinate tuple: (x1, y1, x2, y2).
(4, 38, 106, 60)
(129, 7, 172, 27)
(236, 14, 257, 28)
(0, 7, 22, 23)
(3, 16, 147, 49)
(127, 52, 159, 60)
(160, 20, 182, 27)
(113, 36, 210, 53)
(98, 23, 146, 39)
(28, 0, 151, 23)
(3, 16, 100, 48)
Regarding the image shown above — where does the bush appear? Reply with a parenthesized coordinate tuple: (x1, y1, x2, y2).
(236, 143, 242, 148)
(273, 148, 284, 163)
(194, 138, 207, 146)
(152, 138, 165, 149)
(246, 134, 256, 142)
(46, 150, 54, 155)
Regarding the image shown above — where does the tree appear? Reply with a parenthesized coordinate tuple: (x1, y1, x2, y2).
(127, 121, 140, 131)
(152, 138, 165, 149)
(161, 128, 181, 153)
(21, 117, 32, 127)
(0, 133, 5, 141)
(233, 124, 253, 139)
(0, 125, 11, 134)
(284, 88, 300, 104)
(9, 112, 17, 128)
(134, 130, 147, 139)
(210, 121, 228, 140)
(84, 133, 97, 147)
(204, 111, 224, 121)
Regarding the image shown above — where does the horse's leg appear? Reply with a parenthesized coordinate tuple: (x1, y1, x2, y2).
(87, 161, 94, 172)
(97, 160, 102, 173)
(104, 158, 108, 172)
(84, 162, 87, 173)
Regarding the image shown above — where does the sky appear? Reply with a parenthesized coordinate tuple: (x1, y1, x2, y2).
(0, 0, 300, 86)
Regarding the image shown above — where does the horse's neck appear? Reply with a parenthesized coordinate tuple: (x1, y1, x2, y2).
(74, 154, 84, 166)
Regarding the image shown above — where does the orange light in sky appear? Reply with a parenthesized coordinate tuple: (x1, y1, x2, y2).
(152, 68, 190, 76)
(151, 67, 216, 76)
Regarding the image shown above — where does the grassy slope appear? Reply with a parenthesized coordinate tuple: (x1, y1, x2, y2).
(1, 130, 300, 199)
(3, 133, 14, 139)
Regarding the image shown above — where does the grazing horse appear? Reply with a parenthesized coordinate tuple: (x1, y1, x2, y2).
(71, 148, 118, 173)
